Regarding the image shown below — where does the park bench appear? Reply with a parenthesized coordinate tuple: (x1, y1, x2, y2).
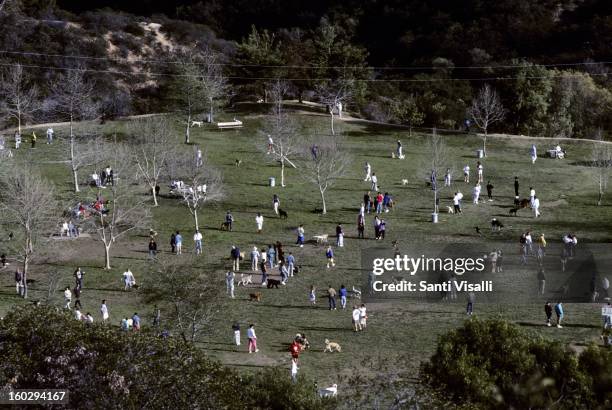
(217, 119, 243, 129)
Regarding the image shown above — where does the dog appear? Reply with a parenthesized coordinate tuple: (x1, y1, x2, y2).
(293, 265, 300, 275)
(401, 179, 409, 186)
(278, 209, 288, 219)
(324, 339, 342, 353)
(237, 274, 253, 286)
(249, 292, 262, 302)
(447, 206, 454, 214)
(490, 218, 504, 231)
(267, 279, 281, 288)
(391, 152, 396, 159)
(235, 159, 242, 167)
(519, 198, 530, 209)
(191, 120, 203, 128)
(318, 384, 338, 398)
(475, 227, 482, 236)
(509, 208, 518, 216)
(313, 234, 328, 244)
(220, 221, 231, 231)
(350, 286, 362, 299)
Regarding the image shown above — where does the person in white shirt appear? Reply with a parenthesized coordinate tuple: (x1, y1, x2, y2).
(273, 195, 280, 215)
(61, 221, 69, 236)
(267, 135, 274, 154)
(84, 313, 94, 324)
(525, 231, 533, 255)
(291, 358, 299, 383)
(473, 183, 481, 204)
(529, 187, 536, 207)
(396, 140, 404, 159)
(123, 269, 136, 291)
(75, 309, 82, 321)
(530, 144, 537, 164)
(255, 213, 264, 233)
(364, 162, 372, 181)
(359, 304, 368, 329)
(453, 192, 463, 214)
(533, 196, 541, 217)
(226, 271, 235, 298)
(463, 165, 470, 183)
(476, 161, 483, 183)
(371, 173, 378, 191)
(196, 148, 203, 167)
(247, 324, 258, 353)
(100, 300, 109, 321)
(193, 230, 203, 255)
(46, 128, 54, 144)
(64, 287, 72, 309)
(352, 305, 362, 331)
(444, 168, 452, 187)
(251, 247, 260, 270)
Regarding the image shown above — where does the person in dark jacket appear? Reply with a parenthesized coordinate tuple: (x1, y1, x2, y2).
(170, 233, 176, 254)
(231, 245, 241, 271)
(544, 301, 553, 327)
(148, 239, 157, 259)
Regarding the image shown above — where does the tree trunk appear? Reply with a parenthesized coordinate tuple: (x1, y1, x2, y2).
(319, 188, 327, 214)
(482, 129, 487, 157)
(280, 160, 286, 187)
(185, 114, 191, 144)
(209, 97, 214, 123)
(193, 208, 199, 231)
(17, 114, 21, 136)
(598, 178, 603, 206)
(330, 112, 335, 135)
(104, 243, 112, 270)
(21, 256, 29, 299)
(152, 185, 158, 206)
(70, 116, 80, 192)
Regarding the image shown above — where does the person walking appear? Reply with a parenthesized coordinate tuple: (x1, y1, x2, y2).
(46, 128, 54, 144)
(326, 246, 335, 268)
(247, 324, 258, 353)
(529, 187, 536, 208)
(309, 285, 316, 305)
(132, 313, 141, 331)
(14, 269, 23, 295)
(170, 232, 176, 254)
(267, 245, 276, 268)
(533, 196, 541, 218)
(64, 287, 72, 309)
(30, 131, 37, 149)
(74, 267, 84, 290)
(378, 219, 386, 240)
(554, 302, 564, 328)
(357, 213, 365, 239)
(273, 194, 280, 215)
(476, 161, 483, 183)
(486, 181, 493, 200)
(327, 285, 337, 310)
(463, 164, 470, 183)
(225, 211, 234, 231)
(514, 176, 520, 197)
(364, 161, 371, 181)
(123, 268, 136, 291)
(255, 213, 264, 233)
(226, 271, 235, 298)
(472, 183, 481, 204)
(444, 168, 452, 187)
(359, 304, 368, 329)
(336, 224, 344, 247)
(296, 224, 305, 247)
(396, 139, 404, 159)
(100, 299, 109, 322)
(232, 322, 241, 346)
(193, 230, 203, 255)
(466, 292, 475, 316)
(175, 231, 183, 255)
(371, 173, 378, 192)
(148, 238, 157, 259)
(231, 246, 240, 271)
(544, 301, 553, 327)
(538, 267, 546, 295)
(352, 305, 362, 331)
(339, 285, 347, 309)
(251, 246, 260, 271)
(364, 191, 372, 214)
(260, 260, 268, 286)
(286, 252, 295, 277)
(530, 144, 537, 164)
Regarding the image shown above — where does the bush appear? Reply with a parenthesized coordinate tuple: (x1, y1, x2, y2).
(421, 318, 611, 409)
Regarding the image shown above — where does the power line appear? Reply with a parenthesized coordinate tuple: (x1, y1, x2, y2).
(0, 61, 608, 83)
(0, 49, 610, 71)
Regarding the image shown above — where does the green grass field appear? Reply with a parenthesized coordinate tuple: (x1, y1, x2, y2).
(1, 105, 610, 394)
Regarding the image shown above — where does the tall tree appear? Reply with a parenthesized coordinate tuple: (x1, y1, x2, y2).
(85, 146, 150, 269)
(589, 141, 612, 206)
(199, 48, 229, 123)
(169, 54, 207, 144)
(168, 152, 224, 231)
(420, 129, 449, 218)
(0, 165, 58, 298)
(315, 79, 353, 135)
(469, 84, 505, 157)
(129, 118, 175, 206)
(50, 69, 98, 192)
(510, 61, 553, 136)
(0, 63, 39, 135)
(301, 135, 351, 214)
(258, 81, 299, 187)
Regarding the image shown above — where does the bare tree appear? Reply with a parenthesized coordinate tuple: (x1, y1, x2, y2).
(168, 153, 224, 231)
(589, 142, 612, 206)
(170, 54, 207, 144)
(469, 84, 505, 157)
(0, 166, 58, 298)
(200, 49, 229, 123)
(421, 129, 450, 218)
(301, 135, 351, 214)
(258, 80, 299, 187)
(84, 146, 151, 269)
(50, 69, 98, 192)
(67, 136, 109, 193)
(0, 63, 39, 135)
(315, 79, 353, 135)
(143, 256, 220, 343)
(128, 118, 175, 206)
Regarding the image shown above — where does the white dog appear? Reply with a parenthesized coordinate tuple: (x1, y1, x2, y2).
(191, 120, 203, 127)
(446, 206, 454, 214)
(401, 179, 409, 186)
(324, 339, 342, 353)
(237, 274, 253, 286)
(318, 384, 338, 398)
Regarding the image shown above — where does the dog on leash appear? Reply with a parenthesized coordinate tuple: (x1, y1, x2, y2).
(324, 339, 342, 352)
(237, 274, 253, 286)
(447, 206, 454, 214)
(191, 120, 203, 127)
(249, 292, 262, 301)
(278, 209, 288, 219)
(490, 218, 504, 231)
(267, 279, 282, 288)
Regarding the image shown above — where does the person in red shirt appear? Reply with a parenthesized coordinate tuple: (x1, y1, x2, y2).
(376, 192, 384, 213)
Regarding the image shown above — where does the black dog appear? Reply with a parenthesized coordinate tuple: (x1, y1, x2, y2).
(490, 218, 504, 231)
(509, 208, 518, 216)
(278, 209, 288, 219)
(267, 279, 281, 288)
(293, 265, 300, 275)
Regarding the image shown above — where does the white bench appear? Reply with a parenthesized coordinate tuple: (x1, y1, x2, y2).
(217, 119, 243, 129)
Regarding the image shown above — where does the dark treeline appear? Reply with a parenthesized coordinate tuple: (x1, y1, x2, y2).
(3, 0, 612, 138)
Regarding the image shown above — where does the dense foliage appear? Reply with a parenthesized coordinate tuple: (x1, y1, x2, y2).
(421, 318, 612, 409)
(0, 305, 332, 409)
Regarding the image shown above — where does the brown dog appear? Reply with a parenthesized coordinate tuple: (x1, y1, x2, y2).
(249, 292, 262, 302)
